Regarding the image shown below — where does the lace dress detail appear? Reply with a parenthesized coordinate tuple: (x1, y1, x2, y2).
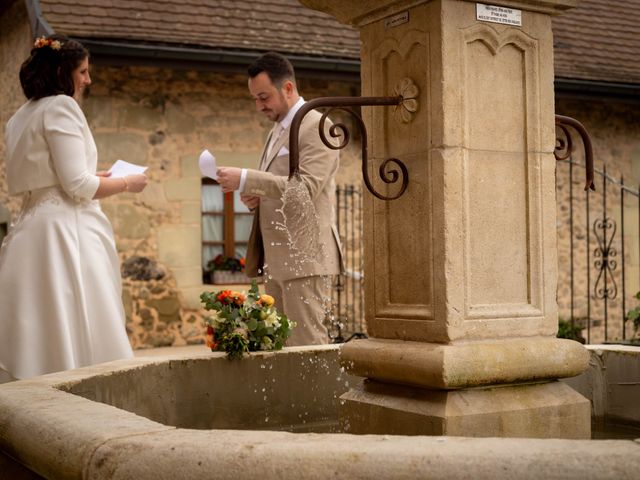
(2, 188, 62, 250)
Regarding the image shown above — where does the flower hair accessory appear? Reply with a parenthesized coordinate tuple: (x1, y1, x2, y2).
(34, 37, 62, 51)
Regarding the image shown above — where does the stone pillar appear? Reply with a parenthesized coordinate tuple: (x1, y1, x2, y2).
(300, 0, 590, 438)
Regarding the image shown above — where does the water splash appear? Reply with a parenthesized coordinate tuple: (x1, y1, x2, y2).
(275, 177, 326, 277)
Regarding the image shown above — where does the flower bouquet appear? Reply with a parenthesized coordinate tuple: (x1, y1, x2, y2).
(200, 280, 295, 359)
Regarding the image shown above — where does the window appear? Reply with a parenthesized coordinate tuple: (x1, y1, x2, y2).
(201, 178, 253, 278)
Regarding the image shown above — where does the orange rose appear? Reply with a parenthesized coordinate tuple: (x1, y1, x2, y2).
(259, 294, 275, 307)
(217, 290, 232, 303)
(229, 291, 245, 306)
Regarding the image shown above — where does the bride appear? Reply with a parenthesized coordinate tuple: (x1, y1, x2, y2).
(0, 35, 147, 383)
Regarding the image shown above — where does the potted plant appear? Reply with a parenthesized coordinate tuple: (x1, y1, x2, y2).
(625, 291, 640, 342)
(206, 254, 250, 285)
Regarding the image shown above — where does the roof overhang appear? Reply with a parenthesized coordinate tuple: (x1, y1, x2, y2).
(77, 38, 361, 81)
(555, 77, 640, 103)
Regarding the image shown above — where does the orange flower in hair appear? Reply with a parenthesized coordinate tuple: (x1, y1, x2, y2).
(33, 36, 62, 51)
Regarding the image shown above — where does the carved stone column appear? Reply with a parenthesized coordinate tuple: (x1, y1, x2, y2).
(300, 0, 590, 438)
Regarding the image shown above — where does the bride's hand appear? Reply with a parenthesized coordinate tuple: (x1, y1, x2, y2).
(96, 171, 112, 177)
(124, 174, 148, 193)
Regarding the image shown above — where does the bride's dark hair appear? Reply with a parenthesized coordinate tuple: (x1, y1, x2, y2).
(19, 34, 89, 100)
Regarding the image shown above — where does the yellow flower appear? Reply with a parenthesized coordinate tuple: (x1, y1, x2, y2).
(259, 294, 275, 307)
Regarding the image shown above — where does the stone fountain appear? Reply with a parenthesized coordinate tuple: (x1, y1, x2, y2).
(299, 0, 590, 438)
(4, 1, 639, 478)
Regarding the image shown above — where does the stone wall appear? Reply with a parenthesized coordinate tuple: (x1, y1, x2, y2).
(0, 1, 31, 231)
(555, 97, 640, 343)
(79, 64, 361, 349)
(2, 8, 638, 348)
(0, 12, 363, 349)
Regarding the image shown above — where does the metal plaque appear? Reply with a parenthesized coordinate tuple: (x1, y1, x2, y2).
(476, 3, 522, 26)
(385, 11, 409, 29)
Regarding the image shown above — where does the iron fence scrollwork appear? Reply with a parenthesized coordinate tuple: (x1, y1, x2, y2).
(555, 114, 640, 343)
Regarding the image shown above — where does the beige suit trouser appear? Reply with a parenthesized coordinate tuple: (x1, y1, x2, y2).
(265, 275, 332, 346)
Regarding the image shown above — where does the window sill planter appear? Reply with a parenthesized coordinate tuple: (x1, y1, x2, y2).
(211, 270, 251, 285)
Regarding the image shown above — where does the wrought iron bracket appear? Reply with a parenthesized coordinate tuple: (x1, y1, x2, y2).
(288, 96, 410, 201)
(555, 114, 596, 191)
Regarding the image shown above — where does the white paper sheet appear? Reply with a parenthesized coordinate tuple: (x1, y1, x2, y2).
(199, 149, 218, 180)
(108, 159, 148, 178)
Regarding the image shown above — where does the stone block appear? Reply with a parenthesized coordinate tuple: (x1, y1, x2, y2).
(146, 295, 181, 317)
(118, 103, 163, 131)
(102, 203, 151, 240)
(171, 266, 203, 288)
(181, 201, 202, 224)
(215, 151, 260, 169)
(164, 178, 201, 201)
(340, 378, 590, 439)
(138, 182, 169, 207)
(165, 105, 197, 135)
(180, 154, 201, 178)
(93, 132, 148, 166)
(157, 226, 201, 268)
(83, 96, 114, 129)
(182, 286, 206, 310)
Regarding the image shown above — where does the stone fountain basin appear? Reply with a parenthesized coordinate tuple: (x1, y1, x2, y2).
(1, 345, 639, 480)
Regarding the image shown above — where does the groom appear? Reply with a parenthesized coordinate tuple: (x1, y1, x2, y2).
(216, 52, 342, 346)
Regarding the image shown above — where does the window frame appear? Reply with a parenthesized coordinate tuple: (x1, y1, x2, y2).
(201, 177, 253, 262)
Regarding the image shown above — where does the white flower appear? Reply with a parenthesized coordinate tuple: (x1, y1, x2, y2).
(260, 337, 273, 350)
(264, 312, 279, 328)
(209, 311, 223, 325)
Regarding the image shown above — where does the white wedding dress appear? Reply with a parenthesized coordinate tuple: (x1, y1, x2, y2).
(0, 95, 133, 381)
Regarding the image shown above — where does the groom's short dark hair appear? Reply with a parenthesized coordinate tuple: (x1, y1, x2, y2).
(248, 52, 296, 88)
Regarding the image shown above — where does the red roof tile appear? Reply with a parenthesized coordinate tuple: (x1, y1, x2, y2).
(39, 0, 640, 85)
(552, 0, 640, 84)
(39, 0, 361, 60)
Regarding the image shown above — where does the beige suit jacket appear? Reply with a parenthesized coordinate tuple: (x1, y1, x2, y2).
(243, 108, 342, 281)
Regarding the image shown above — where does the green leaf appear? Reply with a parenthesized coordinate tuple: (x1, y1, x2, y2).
(249, 280, 259, 297)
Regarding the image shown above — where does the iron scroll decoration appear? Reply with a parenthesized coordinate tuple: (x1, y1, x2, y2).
(288, 96, 409, 201)
(554, 114, 596, 191)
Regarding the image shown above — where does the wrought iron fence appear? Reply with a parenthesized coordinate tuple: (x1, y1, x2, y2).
(328, 184, 366, 342)
(555, 117, 640, 344)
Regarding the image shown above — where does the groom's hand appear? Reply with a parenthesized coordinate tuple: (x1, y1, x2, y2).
(216, 167, 241, 192)
(240, 194, 260, 210)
